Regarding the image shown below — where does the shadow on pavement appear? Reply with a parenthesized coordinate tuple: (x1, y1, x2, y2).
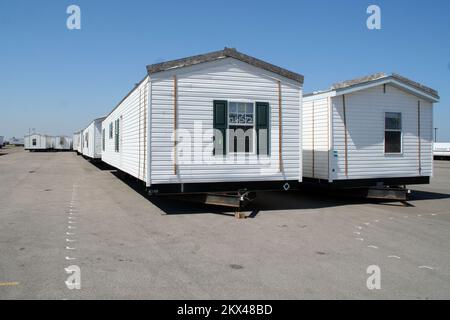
(101, 167, 450, 216)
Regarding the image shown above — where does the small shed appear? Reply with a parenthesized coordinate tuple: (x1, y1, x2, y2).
(82, 117, 106, 159)
(101, 48, 303, 194)
(303, 73, 439, 187)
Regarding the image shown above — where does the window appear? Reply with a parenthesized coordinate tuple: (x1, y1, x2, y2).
(102, 128, 105, 151)
(228, 102, 254, 153)
(114, 119, 120, 152)
(32, 138, 36, 146)
(109, 122, 113, 139)
(385, 112, 402, 154)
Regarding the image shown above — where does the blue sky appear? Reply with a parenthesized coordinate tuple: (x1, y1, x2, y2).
(0, 0, 449, 140)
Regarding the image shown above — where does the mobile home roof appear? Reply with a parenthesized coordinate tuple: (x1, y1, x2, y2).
(304, 73, 439, 102)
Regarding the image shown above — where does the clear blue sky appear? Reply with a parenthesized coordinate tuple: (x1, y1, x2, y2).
(0, 0, 449, 140)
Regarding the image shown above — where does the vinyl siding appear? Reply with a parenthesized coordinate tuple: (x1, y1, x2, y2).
(331, 84, 433, 180)
(73, 133, 80, 151)
(82, 119, 103, 158)
(150, 58, 302, 184)
(101, 78, 149, 182)
(24, 134, 51, 150)
(302, 97, 330, 180)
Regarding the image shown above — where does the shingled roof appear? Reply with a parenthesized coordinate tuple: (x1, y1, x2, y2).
(330, 73, 439, 100)
(146, 48, 304, 84)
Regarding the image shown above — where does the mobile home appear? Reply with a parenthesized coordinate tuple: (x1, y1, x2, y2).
(101, 48, 303, 194)
(24, 134, 54, 151)
(73, 131, 81, 154)
(54, 136, 73, 150)
(303, 73, 439, 188)
(82, 117, 106, 159)
(434, 142, 450, 160)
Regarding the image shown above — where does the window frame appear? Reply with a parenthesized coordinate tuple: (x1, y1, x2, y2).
(226, 100, 256, 155)
(384, 112, 403, 155)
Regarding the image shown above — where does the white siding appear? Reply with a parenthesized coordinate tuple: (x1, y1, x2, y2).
(54, 136, 72, 150)
(150, 58, 302, 184)
(102, 78, 149, 182)
(73, 133, 80, 151)
(24, 134, 52, 150)
(331, 84, 433, 180)
(82, 119, 104, 158)
(302, 97, 330, 180)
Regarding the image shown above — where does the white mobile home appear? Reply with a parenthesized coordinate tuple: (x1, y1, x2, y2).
(54, 136, 72, 150)
(101, 48, 303, 194)
(303, 73, 439, 187)
(82, 117, 106, 159)
(434, 142, 450, 160)
(24, 134, 54, 151)
(73, 131, 81, 153)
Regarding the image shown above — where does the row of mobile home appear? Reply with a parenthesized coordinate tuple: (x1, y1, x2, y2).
(24, 134, 72, 151)
(72, 48, 438, 205)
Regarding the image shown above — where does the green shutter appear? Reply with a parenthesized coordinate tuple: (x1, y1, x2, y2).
(256, 102, 270, 155)
(213, 100, 227, 156)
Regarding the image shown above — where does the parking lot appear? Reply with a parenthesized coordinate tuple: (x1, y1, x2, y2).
(0, 147, 449, 299)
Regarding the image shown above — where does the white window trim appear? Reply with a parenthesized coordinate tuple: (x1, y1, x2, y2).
(384, 111, 403, 155)
(226, 100, 257, 155)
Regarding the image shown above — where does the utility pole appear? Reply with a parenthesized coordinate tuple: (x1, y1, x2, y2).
(434, 128, 438, 143)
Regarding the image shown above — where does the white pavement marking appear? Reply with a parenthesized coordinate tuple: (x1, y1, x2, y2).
(388, 255, 401, 259)
(65, 257, 76, 261)
(355, 238, 364, 242)
(68, 226, 76, 229)
(355, 226, 363, 230)
(353, 232, 361, 235)
(66, 232, 75, 236)
(66, 246, 76, 250)
(364, 222, 370, 226)
(419, 266, 434, 270)
(431, 214, 437, 216)
(368, 245, 379, 249)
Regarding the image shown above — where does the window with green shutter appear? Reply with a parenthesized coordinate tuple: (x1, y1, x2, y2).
(256, 102, 270, 155)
